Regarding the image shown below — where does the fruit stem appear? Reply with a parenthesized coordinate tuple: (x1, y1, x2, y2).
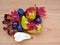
(34, 4, 37, 8)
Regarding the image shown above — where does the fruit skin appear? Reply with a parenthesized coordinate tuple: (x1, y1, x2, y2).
(18, 9, 24, 15)
(17, 25, 22, 32)
(12, 21, 19, 29)
(2, 19, 11, 24)
(25, 7, 36, 19)
(4, 14, 8, 19)
(37, 7, 46, 17)
(8, 10, 20, 22)
(14, 32, 31, 42)
(35, 17, 42, 23)
(8, 30, 16, 35)
(27, 24, 42, 34)
(21, 16, 29, 29)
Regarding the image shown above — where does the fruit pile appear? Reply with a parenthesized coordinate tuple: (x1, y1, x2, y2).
(2, 6, 46, 36)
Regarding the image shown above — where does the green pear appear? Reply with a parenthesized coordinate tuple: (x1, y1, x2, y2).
(21, 16, 29, 29)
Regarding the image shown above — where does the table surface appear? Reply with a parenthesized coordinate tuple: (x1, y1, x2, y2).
(0, 0, 60, 45)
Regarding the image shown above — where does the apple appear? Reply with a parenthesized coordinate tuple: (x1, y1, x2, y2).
(25, 7, 36, 20)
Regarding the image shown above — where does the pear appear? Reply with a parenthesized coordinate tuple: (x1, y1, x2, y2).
(14, 32, 31, 42)
(21, 16, 29, 29)
(28, 24, 42, 34)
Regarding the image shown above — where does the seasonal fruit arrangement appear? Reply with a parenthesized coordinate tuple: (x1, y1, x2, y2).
(2, 5, 46, 42)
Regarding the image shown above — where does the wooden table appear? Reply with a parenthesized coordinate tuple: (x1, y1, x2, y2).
(0, 0, 60, 45)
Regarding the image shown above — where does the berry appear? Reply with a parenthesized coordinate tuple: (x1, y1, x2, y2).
(18, 9, 24, 15)
(4, 14, 8, 19)
(2, 19, 11, 24)
(9, 10, 20, 22)
(8, 30, 16, 35)
(3, 27, 7, 30)
(37, 7, 46, 17)
(35, 18, 42, 23)
(17, 25, 22, 32)
(12, 21, 18, 29)
(27, 22, 37, 30)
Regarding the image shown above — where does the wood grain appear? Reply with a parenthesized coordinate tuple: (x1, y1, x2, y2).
(0, 0, 60, 45)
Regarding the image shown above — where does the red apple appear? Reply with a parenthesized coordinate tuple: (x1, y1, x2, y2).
(25, 7, 36, 20)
